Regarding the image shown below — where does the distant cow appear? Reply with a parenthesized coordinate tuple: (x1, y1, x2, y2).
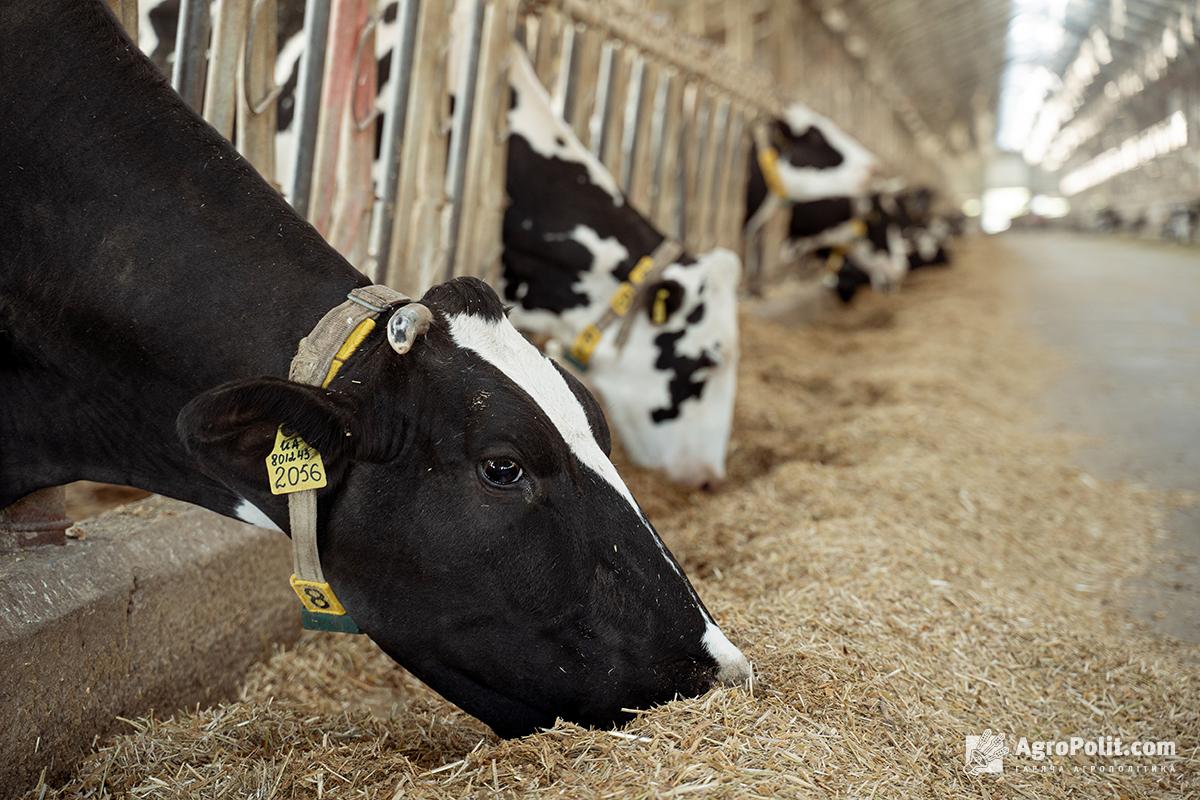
(3, 0, 751, 739)
(744, 103, 880, 223)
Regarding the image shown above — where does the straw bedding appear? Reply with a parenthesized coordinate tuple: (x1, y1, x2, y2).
(34, 239, 1199, 798)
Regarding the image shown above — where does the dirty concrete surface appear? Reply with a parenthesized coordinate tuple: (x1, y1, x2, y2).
(1001, 231, 1200, 642)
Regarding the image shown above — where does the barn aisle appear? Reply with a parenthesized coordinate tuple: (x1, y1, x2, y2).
(1000, 232, 1200, 642)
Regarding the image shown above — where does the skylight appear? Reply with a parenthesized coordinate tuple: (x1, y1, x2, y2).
(994, 0, 1070, 152)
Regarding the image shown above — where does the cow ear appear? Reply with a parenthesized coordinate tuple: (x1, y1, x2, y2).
(177, 377, 357, 494)
(643, 279, 686, 326)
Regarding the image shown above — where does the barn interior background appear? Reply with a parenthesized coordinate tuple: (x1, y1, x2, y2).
(3, 0, 1199, 797)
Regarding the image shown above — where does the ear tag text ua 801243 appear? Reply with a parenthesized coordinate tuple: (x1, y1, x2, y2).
(266, 426, 328, 495)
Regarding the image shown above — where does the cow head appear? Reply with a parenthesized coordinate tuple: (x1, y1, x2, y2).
(770, 103, 879, 200)
(178, 277, 751, 738)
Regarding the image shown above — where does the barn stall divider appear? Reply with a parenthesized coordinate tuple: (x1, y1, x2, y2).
(149, 0, 798, 298)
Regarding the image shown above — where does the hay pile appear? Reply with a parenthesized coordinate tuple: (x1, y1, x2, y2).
(35, 239, 1199, 798)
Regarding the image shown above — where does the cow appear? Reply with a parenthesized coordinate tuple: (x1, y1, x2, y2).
(790, 193, 910, 297)
(795, 184, 962, 303)
(744, 103, 880, 224)
(1, 0, 752, 739)
(501, 46, 741, 487)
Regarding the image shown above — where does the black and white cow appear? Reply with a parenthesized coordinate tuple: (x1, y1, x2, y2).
(501, 47, 741, 487)
(790, 193, 909, 294)
(1, 0, 751, 739)
(744, 103, 880, 224)
(811, 188, 956, 303)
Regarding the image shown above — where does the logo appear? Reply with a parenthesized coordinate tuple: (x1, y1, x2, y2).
(965, 730, 1009, 775)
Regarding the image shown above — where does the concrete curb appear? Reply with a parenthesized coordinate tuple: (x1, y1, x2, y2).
(0, 497, 299, 797)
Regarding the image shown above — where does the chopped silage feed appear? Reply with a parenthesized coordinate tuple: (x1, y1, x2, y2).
(34, 238, 1199, 799)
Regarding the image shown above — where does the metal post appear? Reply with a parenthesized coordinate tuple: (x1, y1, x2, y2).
(647, 68, 673, 222)
(552, 21, 578, 121)
(675, 82, 693, 242)
(203, 0, 252, 140)
(619, 52, 647, 192)
(290, 1, 332, 218)
(689, 89, 711, 246)
(172, 0, 212, 110)
(705, 97, 731, 248)
(441, 0, 486, 281)
(237, 0, 280, 182)
(589, 40, 617, 160)
(369, 0, 421, 281)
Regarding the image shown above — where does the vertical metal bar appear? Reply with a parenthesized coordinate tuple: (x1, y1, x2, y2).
(172, 0, 211, 110)
(554, 22, 580, 123)
(675, 82, 693, 242)
(455, 0, 517, 284)
(704, 98, 731, 247)
(308, 0, 368, 237)
(290, 1, 332, 218)
(369, 0, 421, 280)
(689, 90, 711, 247)
(441, 0, 486, 281)
(619, 53, 647, 192)
(646, 67, 672, 222)
(589, 41, 616, 160)
(720, 109, 747, 248)
(203, 0, 251, 140)
(237, 0, 279, 183)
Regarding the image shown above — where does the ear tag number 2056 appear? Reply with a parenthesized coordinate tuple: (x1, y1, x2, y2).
(266, 426, 328, 495)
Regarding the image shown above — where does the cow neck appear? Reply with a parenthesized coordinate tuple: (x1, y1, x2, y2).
(503, 206, 666, 344)
(563, 238, 684, 371)
(0, 0, 368, 517)
(283, 285, 411, 635)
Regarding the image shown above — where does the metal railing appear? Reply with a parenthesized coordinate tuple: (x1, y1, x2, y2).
(111, 0, 814, 295)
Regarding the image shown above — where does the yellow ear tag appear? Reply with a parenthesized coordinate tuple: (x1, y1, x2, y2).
(652, 288, 670, 325)
(266, 426, 328, 495)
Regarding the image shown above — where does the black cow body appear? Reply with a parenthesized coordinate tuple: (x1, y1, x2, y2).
(2, 0, 751, 738)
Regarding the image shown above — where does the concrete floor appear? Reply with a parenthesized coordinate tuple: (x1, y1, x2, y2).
(1001, 231, 1200, 641)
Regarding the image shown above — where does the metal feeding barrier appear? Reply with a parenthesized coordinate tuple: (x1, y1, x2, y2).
(523, 0, 787, 285)
(107, 0, 805, 296)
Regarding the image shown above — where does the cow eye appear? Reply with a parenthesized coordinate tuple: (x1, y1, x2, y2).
(479, 458, 524, 487)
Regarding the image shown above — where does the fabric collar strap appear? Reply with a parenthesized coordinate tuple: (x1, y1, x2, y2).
(284, 284, 409, 634)
(565, 238, 684, 371)
(752, 123, 788, 200)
